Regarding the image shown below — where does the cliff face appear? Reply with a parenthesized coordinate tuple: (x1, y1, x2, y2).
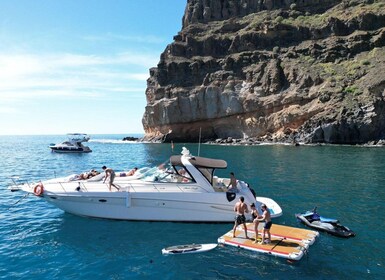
(142, 0, 385, 144)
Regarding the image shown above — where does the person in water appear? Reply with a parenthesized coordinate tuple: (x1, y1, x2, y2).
(256, 204, 272, 244)
(233, 196, 249, 239)
(102, 166, 118, 191)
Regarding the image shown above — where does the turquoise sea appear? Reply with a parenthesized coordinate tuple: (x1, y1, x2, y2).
(1, 135, 385, 279)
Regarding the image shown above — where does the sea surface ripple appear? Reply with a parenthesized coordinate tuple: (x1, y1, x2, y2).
(1, 135, 385, 279)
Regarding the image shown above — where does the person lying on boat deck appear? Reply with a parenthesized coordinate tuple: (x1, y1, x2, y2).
(78, 169, 100, 180)
(233, 196, 249, 239)
(90, 169, 100, 177)
(102, 166, 119, 191)
(255, 204, 272, 244)
(120, 167, 138, 177)
(227, 172, 238, 192)
(250, 203, 261, 242)
(127, 167, 138, 176)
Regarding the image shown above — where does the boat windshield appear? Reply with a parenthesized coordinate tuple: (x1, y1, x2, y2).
(197, 167, 214, 184)
(137, 164, 193, 183)
(67, 133, 90, 142)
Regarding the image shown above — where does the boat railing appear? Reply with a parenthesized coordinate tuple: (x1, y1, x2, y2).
(8, 176, 32, 192)
(52, 181, 90, 193)
(116, 182, 203, 193)
(78, 181, 89, 192)
(49, 180, 208, 193)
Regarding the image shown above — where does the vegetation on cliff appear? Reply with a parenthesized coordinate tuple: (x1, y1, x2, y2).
(143, 0, 385, 144)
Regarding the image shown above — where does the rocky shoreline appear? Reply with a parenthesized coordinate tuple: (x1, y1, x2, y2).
(124, 135, 385, 147)
(204, 137, 385, 146)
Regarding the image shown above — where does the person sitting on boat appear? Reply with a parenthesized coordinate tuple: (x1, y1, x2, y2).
(102, 166, 119, 191)
(177, 168, 190, 182)
(250, 203, 261, 243)
(233, 196, 249, 239)
(256, 204, 272, 244)
(227, 172, 238, 192)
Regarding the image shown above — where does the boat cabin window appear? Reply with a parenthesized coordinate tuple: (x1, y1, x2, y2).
(63, 141, 75, 146)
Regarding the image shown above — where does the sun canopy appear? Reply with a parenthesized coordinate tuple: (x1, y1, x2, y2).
(170, 155, 227, 169)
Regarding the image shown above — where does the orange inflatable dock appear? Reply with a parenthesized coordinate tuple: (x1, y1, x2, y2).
(218, 222, 319, 261)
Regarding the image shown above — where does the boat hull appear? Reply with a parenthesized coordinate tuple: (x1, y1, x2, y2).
(43, 191, 266, 222)
(50, 147, 91, 153)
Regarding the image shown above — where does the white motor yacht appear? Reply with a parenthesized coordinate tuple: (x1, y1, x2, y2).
(49, 133, 92, 153)
(9, 147, 282, 222)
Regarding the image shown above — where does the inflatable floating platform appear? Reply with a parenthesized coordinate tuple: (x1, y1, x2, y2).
(218, 222, 319, 261)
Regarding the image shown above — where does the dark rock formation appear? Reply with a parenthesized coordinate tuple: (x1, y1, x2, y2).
(122, 136, 139, 141)
(142, 0, 385, 144)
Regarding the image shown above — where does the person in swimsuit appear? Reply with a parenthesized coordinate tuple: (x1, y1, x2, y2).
(127, 167, 138, 176)
(233, 196, 249, 238)
(250, 203, 261, 243)
(102, 166, 118, 191)
(227, 172, 238, 192)
(256, 204, 272, 244)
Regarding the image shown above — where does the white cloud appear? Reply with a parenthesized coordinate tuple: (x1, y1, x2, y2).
(0, 106, 19, 114)
(0, 54, 44, 78)
(0, 51, 154, 102)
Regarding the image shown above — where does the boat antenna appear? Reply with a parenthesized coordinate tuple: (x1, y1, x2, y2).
(198, 127, 202, 156)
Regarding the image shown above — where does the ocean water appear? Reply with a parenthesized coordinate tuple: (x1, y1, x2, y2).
(1, 135, 385, 279)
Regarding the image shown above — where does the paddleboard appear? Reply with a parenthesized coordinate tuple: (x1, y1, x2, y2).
(162, 243, 217, 255)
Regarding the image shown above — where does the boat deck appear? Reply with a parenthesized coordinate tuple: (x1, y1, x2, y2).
(218, 222, 319, 261)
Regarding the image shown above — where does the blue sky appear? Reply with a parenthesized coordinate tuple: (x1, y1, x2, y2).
(0, 0, 186, 135)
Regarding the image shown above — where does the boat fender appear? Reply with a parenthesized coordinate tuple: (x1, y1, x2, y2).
(226, 192, 236, 202)
(33, 183, 44, 196)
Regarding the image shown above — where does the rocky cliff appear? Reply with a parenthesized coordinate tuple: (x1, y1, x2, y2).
(142, 0, 385, 144)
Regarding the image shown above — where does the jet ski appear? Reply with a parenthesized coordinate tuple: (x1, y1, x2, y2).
(295, 207, 355, 238)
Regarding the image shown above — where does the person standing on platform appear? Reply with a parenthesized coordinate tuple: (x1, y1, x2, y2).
(257, 204, 272, 244)
(233, 196, 249, 239)
(250, 203, 261, 243)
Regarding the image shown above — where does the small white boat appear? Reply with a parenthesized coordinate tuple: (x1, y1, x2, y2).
(9, 147, 282, 222)
(162, 243, 217, 255)
(49, 133, 92, 153)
